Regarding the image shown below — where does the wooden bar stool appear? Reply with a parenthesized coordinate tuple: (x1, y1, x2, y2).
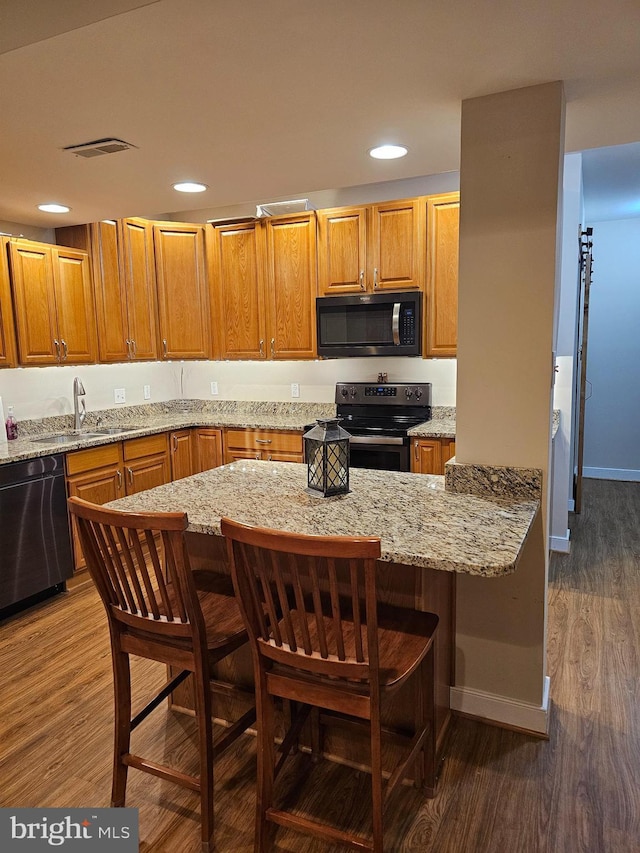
(222, 516, 439, 853)
(68, 497, 256, 853)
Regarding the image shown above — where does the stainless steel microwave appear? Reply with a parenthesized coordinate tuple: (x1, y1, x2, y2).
(316, 291, 422, 358)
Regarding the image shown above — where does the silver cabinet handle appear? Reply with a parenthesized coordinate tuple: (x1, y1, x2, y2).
(53, 338, 60, 360)
(414, 442, 419, 461)
(172, 434, 178, 452)
(131, 339, 136, 357)
(392, 302, 401, 346)
(270, 338, 275, 356)
(255, 439, 272, 444)
(125, 339, 131, 358)
(359, 270, 365, 290)
(127, 466, 133, 486)
(259, 339, 264, 357)
(61, 339, 68, 360)
(162, 339, 168, 357)
(373, 267, 379, 289)
(267, 454, 272, 461)
(255, 453, 260, 460)
(117, 469, 123, 490)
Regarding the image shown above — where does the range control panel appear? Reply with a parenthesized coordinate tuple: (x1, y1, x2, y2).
(335, 382, 432, 407)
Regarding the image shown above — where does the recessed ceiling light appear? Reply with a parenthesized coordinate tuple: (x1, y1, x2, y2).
(173, 181, 208, 193)
(37, 203, 71, 213)
(369, 144, 408, 160)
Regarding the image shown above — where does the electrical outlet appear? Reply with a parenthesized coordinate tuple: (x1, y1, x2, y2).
(143, 384, 151, 400)
(210, 381, 219, 395)
(291, 383, 300, 398)
(114, 388, 126, 404)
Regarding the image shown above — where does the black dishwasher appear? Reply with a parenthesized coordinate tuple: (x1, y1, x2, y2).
(0, 453, 74, 617)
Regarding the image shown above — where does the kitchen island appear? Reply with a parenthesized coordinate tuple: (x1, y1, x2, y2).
(107, 460, 539, 761)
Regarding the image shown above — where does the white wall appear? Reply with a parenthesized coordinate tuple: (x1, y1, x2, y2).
(583, 216, 640, 480)
(0, 358, 456, 422)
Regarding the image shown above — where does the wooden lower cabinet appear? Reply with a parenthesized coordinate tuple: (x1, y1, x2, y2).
(66, 434, 170, 572)
(223, 428, 303, 463)
(169, 429, 194, 481)
(411, 438, 456, 475)
(193, 428, 223, 472)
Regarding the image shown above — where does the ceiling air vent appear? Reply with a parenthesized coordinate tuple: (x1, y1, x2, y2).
(255, 198, 315, 217)
(63, 138, 138, 158)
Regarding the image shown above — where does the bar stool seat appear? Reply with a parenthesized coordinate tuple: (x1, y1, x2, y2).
(68, 497, 256, 853)
(222, 516, 439, 853)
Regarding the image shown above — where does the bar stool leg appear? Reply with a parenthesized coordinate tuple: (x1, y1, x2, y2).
(111, 650, 131, 808)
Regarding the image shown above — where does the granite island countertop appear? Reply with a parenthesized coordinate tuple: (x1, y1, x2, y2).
(106, 460, 539, 578)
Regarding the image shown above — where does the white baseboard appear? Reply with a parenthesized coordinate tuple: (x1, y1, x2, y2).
(550, 530, 571, 553)
(450, 676, 550, 735)
(583, 467, 640, 482)
(568, 498, 575, 512)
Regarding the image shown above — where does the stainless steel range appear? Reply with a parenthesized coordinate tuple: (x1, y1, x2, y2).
(335, 381, 432, 472)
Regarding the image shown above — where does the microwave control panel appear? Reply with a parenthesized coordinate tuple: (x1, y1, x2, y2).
(400, 305, 416, 344)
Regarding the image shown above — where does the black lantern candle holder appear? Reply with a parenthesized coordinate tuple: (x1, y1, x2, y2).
(304, 418, 351, 497)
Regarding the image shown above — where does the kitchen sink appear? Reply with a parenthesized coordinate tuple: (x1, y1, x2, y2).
(31, 432, 105, 444)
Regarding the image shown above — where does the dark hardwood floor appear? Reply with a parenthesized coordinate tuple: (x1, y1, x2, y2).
(1, 478, 638, 852)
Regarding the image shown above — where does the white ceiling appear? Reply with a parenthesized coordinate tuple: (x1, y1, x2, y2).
(1, 0, 640, 228)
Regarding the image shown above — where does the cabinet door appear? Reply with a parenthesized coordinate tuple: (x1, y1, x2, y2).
(194, 428, 223, 472)
(9, 241, 59, 364)
(0, 239, 17, 367)
(123, 433, 170, 494)
(53, 247, 96, 364)
(66, 445, 124, 572)
(209, 221, 267, 359)
(369, 199, 424, 292)
(317, 206, 368, 295)
(170, 429, 195, 481)
(425, 193, 459, 357)
(154, 223, 210, 359)
(265, 214, 317, 359)
(89, 221, 130, 363)
(442, 440, 456, 466)
(411, 439, 442, 474)
(119, 218, 158, 360)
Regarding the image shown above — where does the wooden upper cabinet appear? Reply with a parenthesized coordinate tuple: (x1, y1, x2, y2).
(118, 218, 158, 360)
(58, 218, 158, 363)
(316, 206, 368, 295)
(9, 241, 58, 364)
(369, 198, 424, 292)
(317, 199, 424, 295)
(425, 193, 459, 357)
(9, 240, 94, 365)
(208, 221, 267, 359)
(0, 239, 18, 368)
(153, 222, 210, 360)
(53, 247, 96, 364)
(265, 213, 317, 359)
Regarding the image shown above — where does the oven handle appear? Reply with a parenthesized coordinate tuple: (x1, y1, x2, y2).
(349, 435, 404, 446)
(392, 302, 401, 345)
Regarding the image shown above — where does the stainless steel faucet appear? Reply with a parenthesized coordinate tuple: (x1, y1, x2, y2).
(73, 377, 86, 431)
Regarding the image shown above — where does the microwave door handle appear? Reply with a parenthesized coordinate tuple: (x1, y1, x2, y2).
(392, 302, 401, 345)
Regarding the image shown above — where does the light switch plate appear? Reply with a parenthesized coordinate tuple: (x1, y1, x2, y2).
(114, 388, 126, 404)
(143, 384, 151, 400)
(291, 383, 300, 398)
(210, 381, 219, 395)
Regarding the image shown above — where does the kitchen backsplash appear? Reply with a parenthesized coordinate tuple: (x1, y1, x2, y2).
(0, 357, 457, 421)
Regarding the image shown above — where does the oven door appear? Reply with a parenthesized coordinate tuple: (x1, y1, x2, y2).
(348, 435, 410, 472)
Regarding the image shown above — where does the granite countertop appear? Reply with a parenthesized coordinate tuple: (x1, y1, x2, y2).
(0, 401, 559, 466)
(0, 401, 336, 466)
(106, 460, 539, 578)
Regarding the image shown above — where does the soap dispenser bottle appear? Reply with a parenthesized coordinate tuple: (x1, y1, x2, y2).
(5, 406, 18, 440)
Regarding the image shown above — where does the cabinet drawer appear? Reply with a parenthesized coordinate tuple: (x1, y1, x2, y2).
(66, 442, 121, 476)
(225, 429, 302, 453)
(123, 433, 169, 461)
